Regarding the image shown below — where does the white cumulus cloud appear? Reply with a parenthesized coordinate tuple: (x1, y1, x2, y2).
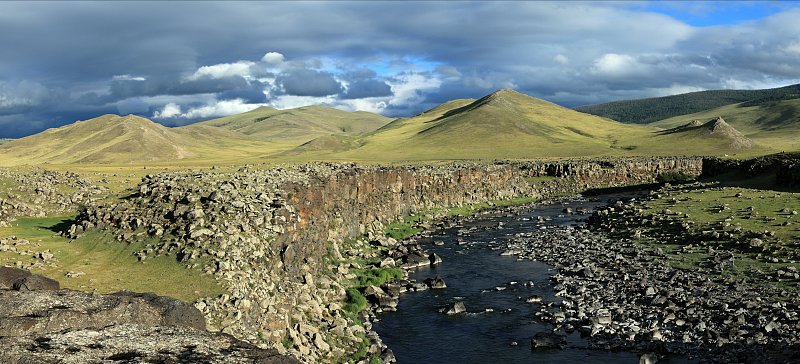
(554, 54, 569, 65)
(152, 102, 182, 118)
(261, 51, 285, 64)
(112, 74, 146, 81)
(268, 95, 336, 110)
(590, 53, 641, 77)
(0, 81, 49, 110)
(154, 99, 264, 120)
(187, 61, 256, 80)
(387, 72, 442, 107)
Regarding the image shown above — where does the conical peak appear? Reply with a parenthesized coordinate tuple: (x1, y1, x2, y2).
(706, 117, 731, 131)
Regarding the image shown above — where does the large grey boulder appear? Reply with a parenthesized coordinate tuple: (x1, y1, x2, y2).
(0, 272, 299, 363)
(11, 275, 60, 291)
(444, 301, 466, 315)
(0, 266, 30, 289)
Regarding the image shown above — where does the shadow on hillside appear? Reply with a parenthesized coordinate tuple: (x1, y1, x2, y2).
(583, 183, 662, 196)
(39, 217, 77, 234)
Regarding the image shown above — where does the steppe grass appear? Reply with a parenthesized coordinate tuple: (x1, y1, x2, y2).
(632, 186, 800, 291)
(642, 187, 800, 241)
(0, 215, 224, 302)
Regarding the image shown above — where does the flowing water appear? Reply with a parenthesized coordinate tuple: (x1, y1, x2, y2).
(373, 194, 692, 364)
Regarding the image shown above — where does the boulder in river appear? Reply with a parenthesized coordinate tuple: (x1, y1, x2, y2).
(424, 276, 447, 289)
(444, 301, 466, 315)
(530, 331, 566, 350)
(639, 352, 659, 364)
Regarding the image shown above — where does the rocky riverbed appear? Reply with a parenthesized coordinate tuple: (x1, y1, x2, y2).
(501, 192, 800, 363)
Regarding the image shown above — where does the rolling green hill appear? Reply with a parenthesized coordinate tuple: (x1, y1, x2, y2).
(294, 89, 762, 161)
(575, 83, 800, 124)
(0, 115, 198, 164)
(189, 105, 391, 144)
(0, 114, 283, 165)
(0, 89, 790, 166)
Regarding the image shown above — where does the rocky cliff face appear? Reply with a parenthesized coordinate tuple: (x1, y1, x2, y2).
(62, 157, 702, 362)
(702, 153, 800, 188)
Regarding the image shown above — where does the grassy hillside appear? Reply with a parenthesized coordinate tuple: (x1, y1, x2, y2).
(189, 105, 391, 144)
(0, 114, 290, 166)
(290, 89, 768, 161)
(651, 98, 800, 152)
(0, 115, 198, 164)
(0, 89, 791, 166)
(576, 83, 800, 124)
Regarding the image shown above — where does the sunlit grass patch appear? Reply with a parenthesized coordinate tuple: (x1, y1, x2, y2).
(0, 215, 225, 302)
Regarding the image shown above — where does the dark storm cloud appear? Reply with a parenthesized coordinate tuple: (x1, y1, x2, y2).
(341, 79, 392, 99)
(0, 2, 799, 137)
(276, 69, 343, 97)
(106, 76, 253, 101)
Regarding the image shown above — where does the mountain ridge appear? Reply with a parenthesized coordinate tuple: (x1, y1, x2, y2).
(189, 104, 391, 143)
(0, 115, 198, 164)
(0, 88, 793, 165)
(575, 83, 800, 124)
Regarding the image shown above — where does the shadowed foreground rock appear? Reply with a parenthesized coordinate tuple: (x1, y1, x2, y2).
(0, 269, 299, 363)
(0, 324, 297, 364)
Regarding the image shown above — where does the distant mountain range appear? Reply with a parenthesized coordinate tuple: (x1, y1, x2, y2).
(575, 83, 800, 124)
(189, 105, 390, 144)
(1, 85, 797, 165)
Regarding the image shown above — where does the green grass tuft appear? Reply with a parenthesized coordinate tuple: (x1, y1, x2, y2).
(656, 171, 696, 183)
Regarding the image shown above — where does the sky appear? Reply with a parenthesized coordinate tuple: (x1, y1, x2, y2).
(1, 1, 800, 138)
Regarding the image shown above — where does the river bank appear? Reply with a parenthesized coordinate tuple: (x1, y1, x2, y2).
(502, 184, 800, 363)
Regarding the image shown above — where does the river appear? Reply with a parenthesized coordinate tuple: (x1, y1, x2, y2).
(373, 194, 693, 363)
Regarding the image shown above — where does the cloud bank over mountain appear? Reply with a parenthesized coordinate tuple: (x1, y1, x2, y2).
(0, 1, 798, 137)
